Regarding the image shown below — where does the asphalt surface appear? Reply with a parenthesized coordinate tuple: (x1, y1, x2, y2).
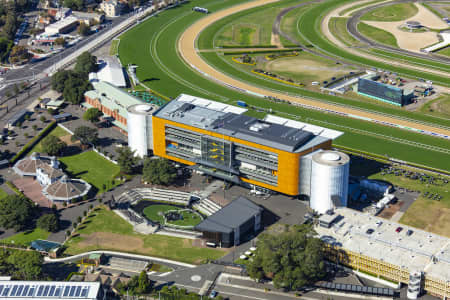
(347, 0, 450, 65)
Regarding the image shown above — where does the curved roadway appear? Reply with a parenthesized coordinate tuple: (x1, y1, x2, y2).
(320, 1, 450, 79)
(178, 0, 450, 137)
(347, 0, 450, 65)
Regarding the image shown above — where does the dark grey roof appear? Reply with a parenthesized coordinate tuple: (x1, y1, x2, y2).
(154, 98, 325, 153)
(53, 113, 72, 120)
(7, 110, 28, 126)
(195, 196, 262, 234)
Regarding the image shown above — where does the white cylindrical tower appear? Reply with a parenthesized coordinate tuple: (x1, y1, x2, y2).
(310, 150, 350, 214)
(127, 104, 156, 157)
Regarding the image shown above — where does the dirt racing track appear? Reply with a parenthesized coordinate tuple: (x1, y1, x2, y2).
(178, 0, 450, 139)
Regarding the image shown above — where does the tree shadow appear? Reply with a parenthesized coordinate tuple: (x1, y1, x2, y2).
(142, 78, 160, 83)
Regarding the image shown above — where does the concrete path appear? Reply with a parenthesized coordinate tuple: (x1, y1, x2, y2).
(44, 250, 196, 268)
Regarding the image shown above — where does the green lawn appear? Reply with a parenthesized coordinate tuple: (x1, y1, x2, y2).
(59, 151, 120, 194)
(0, 188, 8, 199)
(419, 94, 450, 119)
(29, 125, 71, 154)
(328, 17, 364, 46)
(109, 39, 120, 56)
(143, 205, 203, 227)
(1, 228, 50, 246)
(436, 46, 450, 57)
(65, 206, 226, 264)
(280, 4, 314, 46)
(338, 0, 387, 16)
(360, 3, 419, 21)
(357, 22, 398, 47)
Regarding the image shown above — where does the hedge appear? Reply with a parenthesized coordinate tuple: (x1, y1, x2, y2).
(9, 121, 56, 164)
(219, 45, 277, 48)
(6, 181, 26, 198)
(223, 48, 302, 55)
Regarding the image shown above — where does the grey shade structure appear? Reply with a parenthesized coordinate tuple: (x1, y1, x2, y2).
(0, 281, 100, 299)
(195, 196, 263, 247)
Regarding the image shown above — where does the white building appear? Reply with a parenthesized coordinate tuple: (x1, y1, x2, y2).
(100, 0, 123, 17)
(89, 57, 126, 87)
(44, 16, 79, 35)
(127, 103, 157, 157)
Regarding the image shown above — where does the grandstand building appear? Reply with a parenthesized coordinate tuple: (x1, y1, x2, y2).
(356, 74, 414, 106)
(83, 81, 150, 133)
(149, 94, 343, 196)
(316, 208, 450, 299)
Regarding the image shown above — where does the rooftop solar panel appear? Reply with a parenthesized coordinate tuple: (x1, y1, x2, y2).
(75, 286, 82, 297)
(2, 286, 9, 296)
(43, 285, 50, 297)
(22, 285, 29, 296)
(10, 285, 18, 296)
(16, 285, 23, 296)
(48, 285, 55, 297)
(54, 286, 61, 297)
(81, 287, 89, 297)
(36, 285, 44, 297)
(0, 285, 4, 295)
(63, 286, 70, 297)
(69, 285, 76, 297)
(28, 286, 35, 296)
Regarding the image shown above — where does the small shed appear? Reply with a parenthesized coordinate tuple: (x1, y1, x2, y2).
(39, 90, 62, 109)
(30, 239, 62, 257)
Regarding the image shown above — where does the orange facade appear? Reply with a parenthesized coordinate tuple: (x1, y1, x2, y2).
(152, 116, 332, 196)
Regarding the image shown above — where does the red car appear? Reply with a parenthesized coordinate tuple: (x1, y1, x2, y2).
(395, 227, 403, 233)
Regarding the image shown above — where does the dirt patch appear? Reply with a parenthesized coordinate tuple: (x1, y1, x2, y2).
(59, 135, 80, 146)
(270, 32, 282, 48)
(363, 20, 439, 52)
(78, 232, 151, 252)
(378, 200, 404, 219)
(266, 58, 354, 73)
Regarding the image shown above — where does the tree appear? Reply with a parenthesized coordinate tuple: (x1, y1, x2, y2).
(117, 146, 138, 174)
(137, 270, 152, 294)
(246, 225, 326, 291)
(40, 116, 46, 123)
(0, 195, 35, 231)
(51, 70, 92, 104)
(142, 158, 177, 185)
(32, 124, 38, 131)
(78, 22, 90, 36)
(71, 126, 98, 145)
(6, 250, 43, 280)
(83, 107, 102, 122)
(37, 214, 59, 232)
(74, 52, 97, 76)
(63, 0, 84, 10)
(41, 135, 66, 156)
(9, 45, 32, 63)
(0, 37, 13, 62)
(55, 37, 65, 46)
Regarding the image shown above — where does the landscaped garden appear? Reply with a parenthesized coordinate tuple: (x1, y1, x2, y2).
(59, 151, 121, 194)
(142, 204, 203, 228)
(65, 206, 226, 264)
(29, 125, 72, 154)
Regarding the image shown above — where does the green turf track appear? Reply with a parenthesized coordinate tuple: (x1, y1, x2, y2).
(196, 1, 450, 128)
(295, 0, 450, 86)
(117, 0, 450, 171)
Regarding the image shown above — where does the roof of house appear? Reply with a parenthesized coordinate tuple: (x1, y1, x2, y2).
(30, 239, 61, 252)
(195, 196, 262, 234)
(43, 176, 90, 201)
(84, 81, 142, 118)
(13, 153, 61, 177)
(47, 99, 65, 108)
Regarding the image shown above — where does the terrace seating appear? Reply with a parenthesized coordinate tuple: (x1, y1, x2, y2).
(193, 198, 222, 216)
(116, 188, 191, 206)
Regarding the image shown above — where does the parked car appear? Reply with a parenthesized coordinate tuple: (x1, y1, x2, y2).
(366, 228, 374, 235)
(209, 290, 218, 298)
(406, 229, 414, 236)
(395, 227, 403, 233)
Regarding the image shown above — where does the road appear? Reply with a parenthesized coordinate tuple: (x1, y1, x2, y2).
(320, 0, 450, 79)
(0, 3, 159, 91)
(178, 0, 450, 138)
(347, 0, 450, 65)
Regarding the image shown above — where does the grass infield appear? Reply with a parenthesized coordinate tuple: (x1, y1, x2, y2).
(360, 3, 419, 22)
(357, 22, 398, 47)
(143, 204, 202, 227)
